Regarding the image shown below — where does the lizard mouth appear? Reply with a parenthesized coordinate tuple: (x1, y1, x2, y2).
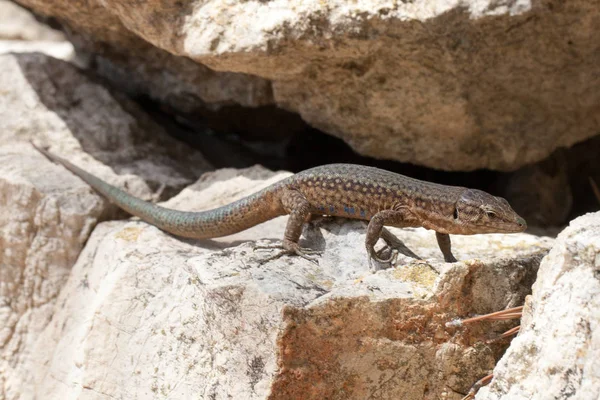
(480, 217, 527, 233)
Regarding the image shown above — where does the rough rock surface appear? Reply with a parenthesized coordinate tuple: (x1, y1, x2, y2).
(0, 52, 210, 198)
(15, 0, 275, 111)
(0, 0, 74, 59)
(0, 52, 210, 399)
(14, 0, 600, 170)
(0, 0, 64, 41)
(476, 212, 600, 400)
(4, 161, 552, 399)
(0, 39, 74, 59)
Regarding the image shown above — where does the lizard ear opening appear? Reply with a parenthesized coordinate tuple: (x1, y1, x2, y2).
(453, 207, 459, 220)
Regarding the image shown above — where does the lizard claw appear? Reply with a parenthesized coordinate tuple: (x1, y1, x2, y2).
(444, 254, 458, 263)
(284, 240, 321, 264)
(367, 246, 398, 269)
(293, 249, 321, 264)
(294, 247, 321, 257)
(255, 240, 321, 264)
(372, 249, 398, 263)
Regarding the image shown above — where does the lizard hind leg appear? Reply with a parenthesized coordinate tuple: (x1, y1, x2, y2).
(279, 189, 322, 262)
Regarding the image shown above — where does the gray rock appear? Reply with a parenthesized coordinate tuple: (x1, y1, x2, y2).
(13, 0, 600, 170)
(476, 212, 600, 400)
(0, 53, 211, 198)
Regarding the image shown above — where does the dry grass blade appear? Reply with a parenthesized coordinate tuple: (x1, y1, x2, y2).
(485, 325, 521, 344)
(461, 373, 494, 400)
(460, 306, 523, 324)
(459, 306, 524, 398)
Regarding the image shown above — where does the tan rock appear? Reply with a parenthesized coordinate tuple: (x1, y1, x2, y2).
(14, 0, 600, 170)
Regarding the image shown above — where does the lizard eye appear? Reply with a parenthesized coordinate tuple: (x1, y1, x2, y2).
(486, 211, 496, 218)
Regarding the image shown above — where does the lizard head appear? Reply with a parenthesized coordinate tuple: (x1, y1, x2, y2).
(454, 189, 527, 234)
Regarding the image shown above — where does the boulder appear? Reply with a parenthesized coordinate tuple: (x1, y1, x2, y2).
(13, 0, 600, 170)
(0, 52, 210, 399)
(0, 0, 74, 60)
(476, 212, 600, 400)
(0, 40, 74, 60)
(0, 0, 64, 41)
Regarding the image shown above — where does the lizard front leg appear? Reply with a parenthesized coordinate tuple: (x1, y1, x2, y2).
(435, 232, 458, 263)
(365, 208, 415, 264)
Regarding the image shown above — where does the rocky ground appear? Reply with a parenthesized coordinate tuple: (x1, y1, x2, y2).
(0, 1, 599, 399)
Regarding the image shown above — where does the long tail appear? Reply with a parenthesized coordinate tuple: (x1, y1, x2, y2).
(32, 143, 287, 239)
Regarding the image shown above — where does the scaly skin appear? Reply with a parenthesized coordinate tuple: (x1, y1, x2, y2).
(32, 143, 527, 263)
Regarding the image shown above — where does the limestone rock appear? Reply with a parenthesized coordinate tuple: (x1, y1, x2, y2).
(476, 212, 600, 400)
(0, 0, 64, 41)
(0, 39, 74, 60)
(0, 52, 210, 399)
(11, 162, 552, 399)
(14, 0, 600, 170)
(0, 0, 74, 60)
(0, 52, 211, 198)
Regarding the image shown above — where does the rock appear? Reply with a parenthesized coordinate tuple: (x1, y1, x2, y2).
(566, 135, 600, 220)
(14, 0, 600, 170)
(0, 0, 64, 41)
(476, 212, 600, 400)
(15, 0, 274, 110)
(0, 0, 74, 61)
(0, 52, 211, 199)
(0, 40, 74, 60)
(0, 52, 210, 399)
(500, 152, 573, 227)
(6, 160, 552, 399)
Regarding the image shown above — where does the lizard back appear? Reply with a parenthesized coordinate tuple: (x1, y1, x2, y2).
(288, 164, 465, 221)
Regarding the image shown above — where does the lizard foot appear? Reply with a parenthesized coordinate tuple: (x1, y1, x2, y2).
(283, 239, 321, 263)
(254, 240, 321, 264)
(444, 254, 458, 263)
(367, 246, 398, 270)
(371, 249, 397, 263)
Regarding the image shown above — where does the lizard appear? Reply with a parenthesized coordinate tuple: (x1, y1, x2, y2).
(31, 143, 527, 264)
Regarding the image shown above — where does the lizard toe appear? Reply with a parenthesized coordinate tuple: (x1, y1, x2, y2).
(283, 240, 321, 263)
(367, 246, 398, 264)
(294, 249, 320, 264)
